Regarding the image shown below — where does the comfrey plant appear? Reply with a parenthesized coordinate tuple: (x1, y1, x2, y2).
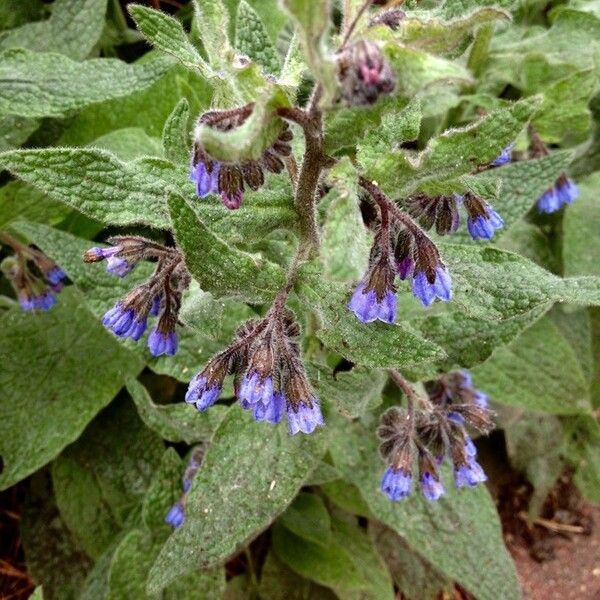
(2, 0, 600, 597)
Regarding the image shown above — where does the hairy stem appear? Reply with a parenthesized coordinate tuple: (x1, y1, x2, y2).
(387, 368, 418, 426)
(340, 0, 374, 49)
(0, 231, 31, 255)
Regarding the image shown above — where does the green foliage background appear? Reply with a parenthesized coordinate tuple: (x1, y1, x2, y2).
(0, 0, 599, 599)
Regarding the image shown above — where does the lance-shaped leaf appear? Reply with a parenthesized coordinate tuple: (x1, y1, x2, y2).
(329, 422, 521, 600)
(192, 0, 232, 68)
(169, 192, 285, 303)
(0, 0, 109, 60)
(127, 377, 228, 444)
(442, 244, 600, 320)
(280, 0, 336, 102)
(0, 48, 173, 118)
(162, 98, 191, 164)
(147, 405, 327, 592)
(128, 4, 210, 75)
(471, 316, 593, 415)
(363, 97, 540, 194)
(0, 288, 144, 490)
(235, 1, 281, 75)
(297, 264, 445, 369)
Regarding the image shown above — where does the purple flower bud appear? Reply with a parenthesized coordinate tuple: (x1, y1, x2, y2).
(381, 467, 412, 501)
(537, 187, 560, 214)
(473, 390, 489, 409)
(448, 411, 465, 425)
(190, 160, 220, 198)
(253, 391, 285, 425)
(239, 372, 274, 409)
(287, 397, 324, 435)
(185, 375, 222, 412)
(148, 329, 178, 356)
(411, 265, 452, 307)
(85, 246, 133, 277)
(467, 208, 504, 241)
(150, 295, 162, 317)
(396, 256, 413, 280)
(465, 437, 477, 458)
(420, 472, 445, 501)
(220, 190, 243, 210)
(165, 502, 185, 528)
(555, 175, 579, 206)
(348, 282, 397, 324)
(454, 458, 487, 488)
(102, 303, 147, 340)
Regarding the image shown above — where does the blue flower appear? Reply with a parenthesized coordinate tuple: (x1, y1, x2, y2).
(150, 295, 162, 317)
(464, 436, 477, 458)
(287, 397, 324, 435)
(20, 291, 57, 312)
(490, 145, 512, 166)
(148, 328, 178, 356)
(381, 467, 412, 501)
(46, 266, 67, 286)
(185, 375, 222, 412)
(87, 246, 132, 277)
(420, 472, 445, 501)
(102, 303, 147, 340)
(448, 411, 465, 425)
(473, 390, 489, 408)
(454, 458, 487, 488)
(253, 391, 285, 424)
(537, 175, 579, 214)
(411, 265, 452, 307)
(239, 371, 274, 409)
(165, 502, 185, 528)
(348, 282, 397, 324)
(190, 160, 220, 198)
(467, 208, 504, 241)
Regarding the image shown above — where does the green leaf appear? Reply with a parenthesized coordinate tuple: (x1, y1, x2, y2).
(370, 522, 452, 600)
(442, 244, 600, 321)
(504, 413, 564, 517)
(0, 48, 173, 118)
(471, 316, 592, 415)
(0, 148, 170, 228)
(279, 492, 332, 546)
(52, 455, 121, 559)
(329, 422, 521, 600)
(147, 405, 327, 592)
(0, 114, 39, 151)
(364, 97, 540, 194)
(162, 98, 191, 164)
(310, 364, 386, 419)
(320, 480, 372, 517)
(235, 1, 281, 75)
(0, 288, 144, 490)
(563, 171, 600, 277)
(280, 0, 333, 100)
(532, 70, 596, 145)
(169, 192, 285, 302)
(258, 551, 324, 600)
(90, 127, 164, 161)
(128, 4, 210, 76)
(192, 0, 232, 68)
(272, 522, 367, 592)
(21, 473, 93, 600)
(297, 264, 446, 369)
(386, 7, 510, 56)
(0, 0, 108, 60)
(321, 161, 370, 282)
(127, 377, 228, 444)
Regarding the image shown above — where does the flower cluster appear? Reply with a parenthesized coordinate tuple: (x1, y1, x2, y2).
(405, 191, 504, 241)
(369, 8, 406, 31)
(537, 173, 580, 214)
(185, 308, 324, 436)
(349, 197, 452, 323)
(190, 105, 293, 210)
(379, 370, 493, 502)
(0, 243, 67, 311)
(336, 39, 396, 106)
(84, 236, 190, 356)
(165, 447, 204, 529)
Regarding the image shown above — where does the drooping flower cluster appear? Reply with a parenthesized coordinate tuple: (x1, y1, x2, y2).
(190, 104, 293, 210)
(165, 446, 204, 529)
(349, 194, 452, 323)
(84, 236, 190, 356)
(405, 191, 504, 241)
(378, 370, 493, 502)
(185, 308, 324, 436)
(369, 8, 406, 30)
(336, 39, 396, 106)
(0, 243, 67, 311)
